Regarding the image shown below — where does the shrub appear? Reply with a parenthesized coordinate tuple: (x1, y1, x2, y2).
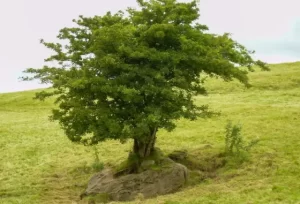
(225, 121, 259, 158)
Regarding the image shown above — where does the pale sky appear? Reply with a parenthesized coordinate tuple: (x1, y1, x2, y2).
(1, 0, 300, 93)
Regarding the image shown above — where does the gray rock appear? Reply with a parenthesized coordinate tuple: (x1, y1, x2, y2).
(83, 160, 188, 201)
(168, 150, 188, 161)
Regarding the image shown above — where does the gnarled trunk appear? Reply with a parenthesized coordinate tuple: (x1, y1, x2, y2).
(133, 127, 157, 159)
(114, 128, 158, 175)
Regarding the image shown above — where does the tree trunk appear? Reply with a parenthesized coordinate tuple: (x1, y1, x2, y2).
(114, 128, 158, 175)
(133, 127, 157, 159)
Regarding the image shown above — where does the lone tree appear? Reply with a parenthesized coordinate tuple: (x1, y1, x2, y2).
(23, 0, 267, 167)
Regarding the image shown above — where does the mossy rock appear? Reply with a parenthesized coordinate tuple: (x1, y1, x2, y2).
(168, 148, 226, 172)
(82, 159, 188, 201)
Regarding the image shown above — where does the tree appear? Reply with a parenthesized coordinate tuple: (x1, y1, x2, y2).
(23, 0, 268, 168)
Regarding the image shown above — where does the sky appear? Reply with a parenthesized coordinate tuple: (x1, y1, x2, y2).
(1, 0, 300, 93)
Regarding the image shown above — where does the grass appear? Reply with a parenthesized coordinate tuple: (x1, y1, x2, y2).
(1, 62, 300, 203)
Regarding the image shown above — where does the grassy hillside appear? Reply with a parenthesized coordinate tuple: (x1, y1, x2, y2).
(1, 62, 300, 204)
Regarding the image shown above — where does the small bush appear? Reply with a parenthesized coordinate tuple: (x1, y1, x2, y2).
(225, 121, 259, 159)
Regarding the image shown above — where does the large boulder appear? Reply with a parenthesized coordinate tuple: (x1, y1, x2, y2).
(83, 159, 188, 201)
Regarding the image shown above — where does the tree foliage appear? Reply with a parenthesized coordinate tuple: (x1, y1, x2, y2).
(23, 0, 268, 158)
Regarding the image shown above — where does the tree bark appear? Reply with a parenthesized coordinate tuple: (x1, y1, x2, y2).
(116, 127, 158, 174)
(133, 127, 157, 159)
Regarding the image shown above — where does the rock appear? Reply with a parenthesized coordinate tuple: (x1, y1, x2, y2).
(83, 159, 188, 201)
(202, 144, 213, 149)
(168, 150, 188, 161)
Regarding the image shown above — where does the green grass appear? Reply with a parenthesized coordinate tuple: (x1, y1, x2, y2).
(1, 62, 300, 203)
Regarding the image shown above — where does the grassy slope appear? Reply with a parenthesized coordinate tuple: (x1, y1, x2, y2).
(1, 62, 300, 204)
